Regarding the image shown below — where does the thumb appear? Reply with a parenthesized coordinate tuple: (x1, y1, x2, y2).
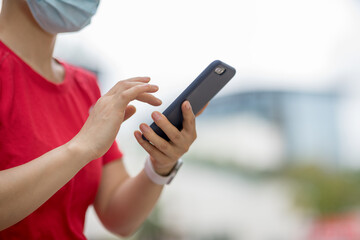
(124, 105, 136, 121)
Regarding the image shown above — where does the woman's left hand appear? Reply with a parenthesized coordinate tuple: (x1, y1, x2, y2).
(134, 101, 200, 175)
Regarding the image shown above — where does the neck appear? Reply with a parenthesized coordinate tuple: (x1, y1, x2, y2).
(0, 0, 63, 83)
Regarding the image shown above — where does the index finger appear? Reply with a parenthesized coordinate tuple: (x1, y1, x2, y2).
(115, 84, 159, 108)
(106, 77, 151, 96)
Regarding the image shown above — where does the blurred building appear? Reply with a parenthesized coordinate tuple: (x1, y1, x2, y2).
(198, 90, 340, 165)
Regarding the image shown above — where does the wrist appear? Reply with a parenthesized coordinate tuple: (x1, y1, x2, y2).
(153, 161, 178, 176)
(144, 156, 183, 185)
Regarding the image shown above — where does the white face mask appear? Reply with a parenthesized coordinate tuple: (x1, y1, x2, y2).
(26, 0, 100, 34)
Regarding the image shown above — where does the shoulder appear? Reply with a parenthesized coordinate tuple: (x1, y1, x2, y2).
(0, 42, 11, 65)
(62, 61, 101, 99)
(0, 44, 14, 99)
(0, 44, 16, 75)
(0, 41, 22, 72)
(65, 62, 98, 86)
(0, 50, 10, 67)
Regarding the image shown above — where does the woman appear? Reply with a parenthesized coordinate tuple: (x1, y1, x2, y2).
(0, 0, 199, 239)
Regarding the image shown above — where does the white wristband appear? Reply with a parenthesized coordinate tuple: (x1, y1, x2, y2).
(144, 156, 183, 185)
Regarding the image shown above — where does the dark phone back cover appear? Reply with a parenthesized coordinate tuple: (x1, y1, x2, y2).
(146, 60, 236, 141)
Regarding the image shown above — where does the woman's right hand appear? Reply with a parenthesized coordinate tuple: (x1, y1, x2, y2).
(70, 77, 161, 161)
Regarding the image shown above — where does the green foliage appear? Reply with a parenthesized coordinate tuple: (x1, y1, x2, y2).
(282, 164, 360, 217)
(187, 154, 360, 218)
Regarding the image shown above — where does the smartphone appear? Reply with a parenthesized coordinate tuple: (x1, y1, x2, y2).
(144, 60, 236, 141)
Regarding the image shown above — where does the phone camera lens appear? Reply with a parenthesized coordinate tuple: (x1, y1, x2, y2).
(215, 66, 226, 75)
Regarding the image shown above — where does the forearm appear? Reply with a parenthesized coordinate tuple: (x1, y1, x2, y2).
(0, 142, 90, 231)
(100, 169, 164, 237)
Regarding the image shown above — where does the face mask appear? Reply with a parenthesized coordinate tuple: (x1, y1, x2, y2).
(26, 0, 100, 34)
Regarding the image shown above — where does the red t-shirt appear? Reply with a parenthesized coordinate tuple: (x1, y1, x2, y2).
(0, 41, 123, 239)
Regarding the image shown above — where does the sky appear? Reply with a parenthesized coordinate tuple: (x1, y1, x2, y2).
(55, 0, 360, 95)
(0, 0, 358, 96)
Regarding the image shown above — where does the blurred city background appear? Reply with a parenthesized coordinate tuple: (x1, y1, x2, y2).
(49, 0, 360, 239)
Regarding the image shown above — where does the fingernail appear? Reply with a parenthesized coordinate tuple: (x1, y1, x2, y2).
(152, 112, 162, 121)
(185, 101, 191, 110)
(151, 85, 159, 90)
(156, 99, 162, 105)
(134, 131, 141, 139)
(140, 124, 150, 132)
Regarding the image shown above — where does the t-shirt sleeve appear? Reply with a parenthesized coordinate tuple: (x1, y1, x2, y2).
(102, 140, 123, 165)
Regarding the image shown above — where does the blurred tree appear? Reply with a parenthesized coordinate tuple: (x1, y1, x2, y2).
(282, 164, 360, 240)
